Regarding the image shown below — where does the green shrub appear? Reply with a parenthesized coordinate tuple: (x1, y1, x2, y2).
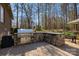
(36, 25, 42, 31)
(64, 32, 75, 37)
(11, 28, 18, 34)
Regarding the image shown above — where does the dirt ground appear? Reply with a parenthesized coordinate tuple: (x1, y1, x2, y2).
(0, 42, 73, 56)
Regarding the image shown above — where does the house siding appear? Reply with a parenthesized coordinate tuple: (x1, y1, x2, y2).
(0, 4, 12, 45)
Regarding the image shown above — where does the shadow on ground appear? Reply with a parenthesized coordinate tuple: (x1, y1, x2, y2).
(0, 42, 48, 56)
(58, 41, 79, 56)
(0, 41, 74, 56)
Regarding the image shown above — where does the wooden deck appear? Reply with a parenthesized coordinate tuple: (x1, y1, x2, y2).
(0, 42, 73, 56)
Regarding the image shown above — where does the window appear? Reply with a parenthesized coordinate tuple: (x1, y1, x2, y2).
(0, 5, 4, 23)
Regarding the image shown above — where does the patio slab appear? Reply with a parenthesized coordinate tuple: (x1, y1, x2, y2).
(0, 42, 73, 56)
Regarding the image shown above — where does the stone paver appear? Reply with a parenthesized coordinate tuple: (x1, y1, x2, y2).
(0, 42, 73, 56)
(58, 39, 79, 56)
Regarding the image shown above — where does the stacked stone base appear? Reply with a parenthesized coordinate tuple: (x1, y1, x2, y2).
(18, 32, 65, 46)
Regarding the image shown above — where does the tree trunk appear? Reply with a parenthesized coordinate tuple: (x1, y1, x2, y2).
(16, 3, 18, 29)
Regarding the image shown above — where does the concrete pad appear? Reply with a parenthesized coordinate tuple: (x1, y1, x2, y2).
(0, 42, 73, 56)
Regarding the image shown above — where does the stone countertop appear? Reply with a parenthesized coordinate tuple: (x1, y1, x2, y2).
(16, 32, 63, 35)
(33, 32, 64, 35)
(17, 32, 63, 36)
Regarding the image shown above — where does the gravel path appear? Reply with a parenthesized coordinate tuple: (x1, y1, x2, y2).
(0, 42, 73, 56)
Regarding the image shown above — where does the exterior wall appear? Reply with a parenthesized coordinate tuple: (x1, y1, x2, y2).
(0, 4, 12, 44)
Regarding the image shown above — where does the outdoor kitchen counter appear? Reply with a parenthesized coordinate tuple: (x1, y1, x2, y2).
(17, 32, 65, 46)
(31, 32, 65, 46)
